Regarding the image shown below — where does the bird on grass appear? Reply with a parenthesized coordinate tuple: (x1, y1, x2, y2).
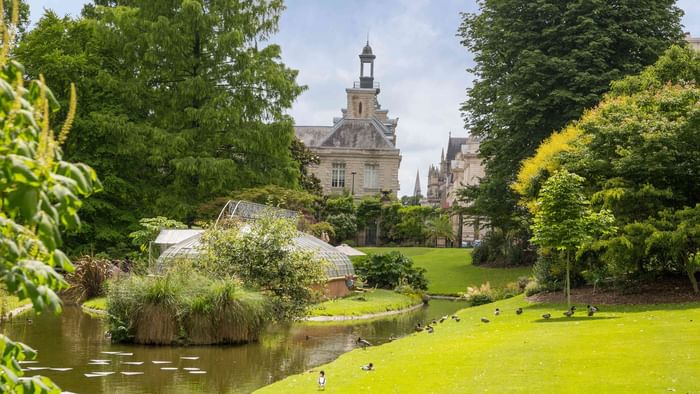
(432, 319, 438, 325)
(357, 337, 372, 349)
(516, 308, 523, 315)
(451, 315, 459, 320)
(426, 325, 434, 334)
(563, 306, 576, 317)
(361, 363, 374, 371)
(481, 317, 490, 323)
(454, 317, 461, 322)
(494, 308, 501, 316)
(587, 305, 598, 317)
(542, 313, 551, 319)
(439, 316, 447, 324)
(389, 335, 397, 342)
(415, 323, 424, 332)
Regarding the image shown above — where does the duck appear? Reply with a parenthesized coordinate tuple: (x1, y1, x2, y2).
(494, 308, 500, 316)
(361, 363, 374, 371)
(415, 323, 424, 332)
(542, 313, 551, 319)
(426, 325, 434, 334)
(587, 304, 598, 317)
(481, 317, 490, 323)
(432, 319, 438, 325)
(451, 315, 459, 320)
(563, 310, 574, 317)
(389, 335, 397, 342)
(454, 317, 461, 322)
(516, 307, 523, 315)
(439, 316, 447, 324)
(357, 337, 372, 349)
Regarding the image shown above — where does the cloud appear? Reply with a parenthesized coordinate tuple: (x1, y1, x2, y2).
(26, 0, 700, 196)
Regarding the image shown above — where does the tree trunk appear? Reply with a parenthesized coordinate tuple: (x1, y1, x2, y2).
(566, 250, 571, 308)
(688, 267, 699, 294)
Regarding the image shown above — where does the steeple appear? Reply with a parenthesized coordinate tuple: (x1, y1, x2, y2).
(359, 40, 376, 89)
(413, 169, 422, 197)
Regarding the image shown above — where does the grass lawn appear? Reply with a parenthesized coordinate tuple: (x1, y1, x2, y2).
(357, 247, 531, 295)
(82, 297, 107, 311)
(0, 293, 30, 315)
(309, 289, 420, 317)
(257, 295, 700, 393)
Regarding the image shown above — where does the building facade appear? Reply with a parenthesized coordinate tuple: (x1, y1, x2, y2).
(423, 134, 485, 243)
(295, 42, 401, 198)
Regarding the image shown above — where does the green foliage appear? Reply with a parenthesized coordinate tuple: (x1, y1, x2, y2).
(106, 268, 272, 344)
(460, 282, 494, 306)
(0, 15, 99, 387)
(128, 216, 186, 254)
(471, 228, 535, 267)
(16, 1, 305, 255)
(308, 221, 335, 240)
(394, 205, 434, 245)
(233, 185, 319, 214)
(531, 170, 616, 305)
(63, 256, 116, 303)
(290, 137, 322, 195)
(199, 213, 327, 320)
(425, 214, 454, 245)
(355, 197, 382, 228)
(457, 0, 683, 255)
(326, 213, 357, 244)
(353, 252, 428, 291)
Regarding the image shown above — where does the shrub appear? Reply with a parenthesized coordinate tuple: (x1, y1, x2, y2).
(353, 252, 428, 291)
(524, 280, 542, 296)
(199, 213, 327, 320)
(64, 256, 119, 303)
(461, 282, 494, 306)
(106, 269, 272, 345)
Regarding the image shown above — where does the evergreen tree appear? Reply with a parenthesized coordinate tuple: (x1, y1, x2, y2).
(17, 1, 304, 255)
(458, 0, 684, 237)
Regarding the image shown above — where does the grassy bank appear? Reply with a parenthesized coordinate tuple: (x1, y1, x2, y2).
(257, 295, 700, 393)
(82, 297, 107, 311)
(0, 292, 31, 316)
(309, 290, 420, 318)
(358, 247, 531, 295)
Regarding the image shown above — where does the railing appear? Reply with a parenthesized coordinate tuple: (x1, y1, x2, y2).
(352, 81, 380, 89)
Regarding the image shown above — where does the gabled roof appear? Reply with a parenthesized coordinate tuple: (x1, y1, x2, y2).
(446, 137, 469, 161)
(318, 118, 395, 149)
(294, 126, 333, 147)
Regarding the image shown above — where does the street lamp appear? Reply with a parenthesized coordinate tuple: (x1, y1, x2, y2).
(351, 171, 356, 195)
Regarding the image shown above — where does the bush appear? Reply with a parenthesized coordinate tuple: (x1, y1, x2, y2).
(461, 282, 494, 306)
(354, 252, 428, 291)
(524, 279, 542, 296)
(64, 256, 120, 303)
(471, 230, 536, 266)
(106, 269, 272, 345)
(199, 213, 327, 320)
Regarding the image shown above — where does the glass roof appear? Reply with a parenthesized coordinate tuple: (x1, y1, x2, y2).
(157, 201, 354, 279)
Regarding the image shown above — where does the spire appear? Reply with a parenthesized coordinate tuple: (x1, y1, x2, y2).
(440, 148, 444, 162)
(413, 169, 422, 197)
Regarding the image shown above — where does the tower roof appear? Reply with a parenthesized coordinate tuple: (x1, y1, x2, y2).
(362, 40, 373, 55)
(413, 169, 422, 197)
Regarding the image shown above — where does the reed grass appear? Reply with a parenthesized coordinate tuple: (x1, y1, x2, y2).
(106, 270, 273, 345)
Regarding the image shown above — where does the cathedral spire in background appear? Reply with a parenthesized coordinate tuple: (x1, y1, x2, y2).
(413, 169, 422, 197)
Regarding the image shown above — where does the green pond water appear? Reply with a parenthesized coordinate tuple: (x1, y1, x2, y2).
(1, 299, 467, 394)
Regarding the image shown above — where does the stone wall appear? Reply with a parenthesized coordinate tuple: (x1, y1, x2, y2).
(309, 148, 401, 198)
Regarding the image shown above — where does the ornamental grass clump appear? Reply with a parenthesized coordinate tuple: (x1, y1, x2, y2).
(106, 268, 273, 345)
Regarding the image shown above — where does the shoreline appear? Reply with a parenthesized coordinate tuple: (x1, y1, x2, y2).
(3, 303, 33, 319)
(304, 302, 424, 322)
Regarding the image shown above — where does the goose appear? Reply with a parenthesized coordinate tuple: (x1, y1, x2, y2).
(516, 308, 523, 315)
(357, 337, 372, 349)
(494, 308, 500, 316)
(481, 317, 490, 323)
(542, 313, 551, 319)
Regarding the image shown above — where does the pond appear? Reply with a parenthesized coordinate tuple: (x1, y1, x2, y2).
(1, 299, 467, 393)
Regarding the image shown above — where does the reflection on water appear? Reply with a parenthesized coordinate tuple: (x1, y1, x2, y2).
(1, 300, 466, 394)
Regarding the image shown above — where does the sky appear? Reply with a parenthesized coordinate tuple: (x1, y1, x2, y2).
(25, 0, 700, 197)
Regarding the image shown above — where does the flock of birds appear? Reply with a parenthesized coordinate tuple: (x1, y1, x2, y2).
(355, 304, 600, 349)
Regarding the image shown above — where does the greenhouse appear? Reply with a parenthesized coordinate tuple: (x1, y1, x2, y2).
(156, 201, 355, 297)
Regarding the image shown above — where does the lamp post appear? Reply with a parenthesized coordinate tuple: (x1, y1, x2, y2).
(351, 171, 356, 195)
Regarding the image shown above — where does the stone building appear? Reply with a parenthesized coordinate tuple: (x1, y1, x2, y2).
(294, 42, 401, 198)
(423, 134, 485, 244)
(686, 32, 700, 52)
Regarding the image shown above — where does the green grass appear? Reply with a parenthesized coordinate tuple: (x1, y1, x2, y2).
(257, 295, 700, 393)
(357, 247, 531, 295)
(82, 297, 107, 311)
(309, 289, 420, 317)
(0, 293, 31, 315)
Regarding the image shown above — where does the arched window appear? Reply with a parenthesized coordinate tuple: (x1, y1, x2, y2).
(358, 102, 363, 115)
